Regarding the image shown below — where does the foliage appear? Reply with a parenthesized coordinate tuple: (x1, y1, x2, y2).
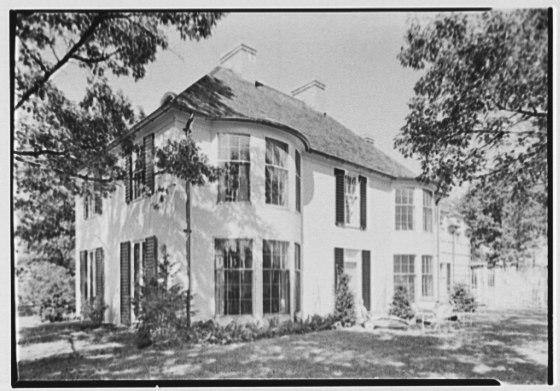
(388, 286, 415, 320)
(334, 271, 356, 327)
(14, 12, 224, 271)
(450, 283, 478, 313)
(396, 10, 548, 202)
(133, 245, 192, 346)
(17, 261, 75, 320)
(81, 296, 108, 326)
(460, 181, 547, 267)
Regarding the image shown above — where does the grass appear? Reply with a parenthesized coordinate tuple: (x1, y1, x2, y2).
(16, 308, 548, 383)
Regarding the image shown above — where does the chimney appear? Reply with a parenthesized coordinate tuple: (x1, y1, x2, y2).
(291, 80, 325, 112)
(220, 43, 257, 84)
(362, 135, 375, 146)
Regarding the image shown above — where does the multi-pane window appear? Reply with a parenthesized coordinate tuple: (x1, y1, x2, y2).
(421, 255, 433, 297)
(395, 188, 414, 230)
(344, 175, 359, 226)
(295, 243, 302, 313)
(215, 239, 253, 315)
(263, 240, 290, 314)
(423, 190, 433, 232)
(488, 268, 495, 287)
(394, 255, 415, 302)
(295, 151, 301, 212)
(133, 241, 145, 302)
(83, 183, 102, 219)
(218, 134, 250, 202)
(265, 138, 288, 206)
(132, 144, 146, 200)
(471, 270, 478, 289)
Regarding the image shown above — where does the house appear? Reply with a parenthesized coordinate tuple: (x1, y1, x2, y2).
(76, 43, 469, 325)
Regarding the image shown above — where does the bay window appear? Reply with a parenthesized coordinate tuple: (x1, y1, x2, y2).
(263, 240, 290, 314)
(215, 239, 253, 315)
(265, 138, 288, 206)
(218, 134, 251, 202)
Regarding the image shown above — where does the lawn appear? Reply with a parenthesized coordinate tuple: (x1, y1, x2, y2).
(16, 308, 548, 383)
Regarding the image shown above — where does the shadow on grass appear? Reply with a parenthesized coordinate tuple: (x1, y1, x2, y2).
(18, 320, 119, 346)
(17, 310, 548, 383)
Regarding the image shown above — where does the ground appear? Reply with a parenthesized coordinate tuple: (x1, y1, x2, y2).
(16, 308, 548, 383)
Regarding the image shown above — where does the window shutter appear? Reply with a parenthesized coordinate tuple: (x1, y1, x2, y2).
(144, 134, 155, 195)
(125, 154, 132, 203)
(95, 248, 104, 301)
(144, 236, 158, 284)
(80, 251, 87, 301)
(120, 241, 131, 325)
(334, 247, 344, 289)
(362, 250, 371, 311)
(359, 175, 367, 230)
(94, 179, 102, 215)
(334, 169, 345, 226)
(83, 196, 88, 220)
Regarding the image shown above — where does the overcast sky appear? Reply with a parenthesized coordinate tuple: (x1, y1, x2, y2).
(53, 12, 442, 172)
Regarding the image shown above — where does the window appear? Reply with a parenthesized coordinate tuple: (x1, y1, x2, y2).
(471, 270, 478, 289)
(488, 268, 495, 287)
(394, 255, 415, 302)
(423, 190, 433, 232)
(215, 239, 253, 315)
(218, 134, 250, 202)
(83, 183, 102, 219)
(344, 175, 360, 226)
(395, 188, 414, 230)
(133, 241, 145, 302)
(263, 240, 290, 314)
(421, 255, 433, 297)
(295, 243, 302, 313)
(132, 144, 146, 200)
(83, 250, 96, 300)
(295, 151, 301, 212)
(265, 138, 288, 206)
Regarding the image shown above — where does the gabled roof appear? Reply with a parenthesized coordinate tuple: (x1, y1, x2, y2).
(174, 66, 418, 179)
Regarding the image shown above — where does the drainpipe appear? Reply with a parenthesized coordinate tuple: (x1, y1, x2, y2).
(185, 180, 192, 327)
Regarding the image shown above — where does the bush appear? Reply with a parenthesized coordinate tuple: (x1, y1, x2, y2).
(81, 296, 107, 326)
(450, 283, 478, 312)
(334, 271, 356, 327)
(388, 286, 415, 320)
(133, 245, 192, 347)
(17, 262, 75, 322)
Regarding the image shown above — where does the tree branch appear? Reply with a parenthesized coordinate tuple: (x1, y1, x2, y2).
(15, 13, 107, 111)
(15, 156, 119, 183)
(70, 48, 121, 64)
(494, 101, 547, 118)
(15, 149, 67, 157)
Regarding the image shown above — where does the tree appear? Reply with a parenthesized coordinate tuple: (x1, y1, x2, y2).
(396, 10, 548, 203)
(334, 270, 356, 327)
(14, 12, 225, 271)
(460, 181, 547, 268)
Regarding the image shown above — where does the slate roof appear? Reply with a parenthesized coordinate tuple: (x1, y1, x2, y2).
(174, 66, 417, 179)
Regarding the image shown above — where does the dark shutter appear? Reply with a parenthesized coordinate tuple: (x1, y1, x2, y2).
(334, 247, 344, 289)
(95, 248, 104, 300)
(94, 180, 102, 215)
(296, 151, 301, 212)
(144, 134, 155, 195)
(83, 196, 88, 220)
(334, 169, 345, 226)
(125, 154, 132, 203)
(120, 242, 131, 325)
(144, 236, 158, 284)
(362, 250, 371, 311)
(359, 175, 367, 230)
(80, 251, 87, 301)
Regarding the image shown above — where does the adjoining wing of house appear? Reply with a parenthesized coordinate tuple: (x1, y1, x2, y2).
(76, 43, 472, 326)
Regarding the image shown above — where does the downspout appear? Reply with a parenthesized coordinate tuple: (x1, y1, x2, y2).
(186, 181, 192, 327)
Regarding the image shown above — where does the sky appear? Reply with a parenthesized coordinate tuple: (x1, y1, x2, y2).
(52, 11, 433, 173)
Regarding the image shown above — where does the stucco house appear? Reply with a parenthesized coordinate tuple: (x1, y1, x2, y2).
(76, 43, 470, 326)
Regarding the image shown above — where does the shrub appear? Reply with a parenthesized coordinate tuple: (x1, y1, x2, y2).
(334, 271, 356, 327)
(18, 262, 75, 321)
(450, 283, 478, 313)
(81, 296, 107, 326)
(388, 286, 415, 320)
(133, 245, 192, 347)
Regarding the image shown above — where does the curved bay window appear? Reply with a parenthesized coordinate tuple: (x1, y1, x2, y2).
(218, 134, 250, 202)
(263, 240, 290, 314)
(265, 138, 289, 206)
(215, 239, 253, 315)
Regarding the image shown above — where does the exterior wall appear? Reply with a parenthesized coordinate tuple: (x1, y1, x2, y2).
(76, 108, 442, 324)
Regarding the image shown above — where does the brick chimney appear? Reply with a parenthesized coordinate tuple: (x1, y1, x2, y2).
(291, 80, 325, 112)
(220, 43, 257, 84)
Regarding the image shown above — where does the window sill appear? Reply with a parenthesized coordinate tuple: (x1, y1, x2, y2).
(265, 203, 290, 211)
(336, 223, 366, 231)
